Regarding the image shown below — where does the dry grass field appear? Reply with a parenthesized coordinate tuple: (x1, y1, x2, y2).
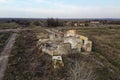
(77, 27, 120, 69)
(3, 27, 120, 80)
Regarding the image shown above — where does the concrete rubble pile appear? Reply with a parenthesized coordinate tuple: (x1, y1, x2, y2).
(37, 29, 92, 68)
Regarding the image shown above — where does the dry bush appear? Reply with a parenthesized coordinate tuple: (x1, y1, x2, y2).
(67, 60, 96, 80)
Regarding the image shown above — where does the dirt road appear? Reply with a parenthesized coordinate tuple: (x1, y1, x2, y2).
(0, 28, 31, 33)
(0, 33, 17, 80)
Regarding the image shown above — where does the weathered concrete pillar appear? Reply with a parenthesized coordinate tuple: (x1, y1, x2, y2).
(80, 35, 88, 45)
(85, 41, 92, 52)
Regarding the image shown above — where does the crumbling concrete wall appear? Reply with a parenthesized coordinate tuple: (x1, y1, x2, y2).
(52, 56, 64, 68)
(64, 37, 79, 49)
(76, 43, 82, 52)
(57, 43, 71, 55)
(80, 35, 88, 45)
(84, 41, 92, 52)
(64, 30, 77, 37)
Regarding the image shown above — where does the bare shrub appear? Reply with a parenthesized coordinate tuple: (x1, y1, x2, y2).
(68, 61, 96, 80)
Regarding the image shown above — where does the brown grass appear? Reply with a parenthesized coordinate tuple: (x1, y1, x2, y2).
(3, 27, 120, 80)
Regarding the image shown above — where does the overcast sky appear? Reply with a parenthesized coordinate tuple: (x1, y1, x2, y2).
(0, 0, 120, 18)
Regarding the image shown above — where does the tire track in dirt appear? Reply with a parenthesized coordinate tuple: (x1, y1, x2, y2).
(0, 33, 17, 80)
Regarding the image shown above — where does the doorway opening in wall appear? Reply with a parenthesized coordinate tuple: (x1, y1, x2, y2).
(82, 40, 85, 45)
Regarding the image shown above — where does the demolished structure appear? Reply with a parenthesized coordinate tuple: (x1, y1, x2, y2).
(37, 29, 92, 68)
(64, 30, 92, 52)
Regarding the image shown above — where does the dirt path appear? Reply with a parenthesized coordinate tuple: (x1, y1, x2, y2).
(0, 33, 17, 80)
(45, 28, 61, 37)
(0, 28, 31, 33)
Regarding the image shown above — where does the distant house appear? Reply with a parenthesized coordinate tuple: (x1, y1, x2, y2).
(74, 23, 78, 27)
(90, 21, 100, 24)
(79, 23, 85, 26)
(65, 21, 72, 26)
(74, 22, 85, 27)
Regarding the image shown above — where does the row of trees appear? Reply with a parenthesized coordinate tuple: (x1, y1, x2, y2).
(47, 18, 63, 27)
(5, 18, 64, 27)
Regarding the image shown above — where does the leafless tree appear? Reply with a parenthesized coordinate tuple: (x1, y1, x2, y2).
(68, 61, 96, 80)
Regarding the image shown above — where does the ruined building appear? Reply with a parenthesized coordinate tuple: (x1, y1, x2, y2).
(37, 29, 92, 68)
(64, 30, 92, 52)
